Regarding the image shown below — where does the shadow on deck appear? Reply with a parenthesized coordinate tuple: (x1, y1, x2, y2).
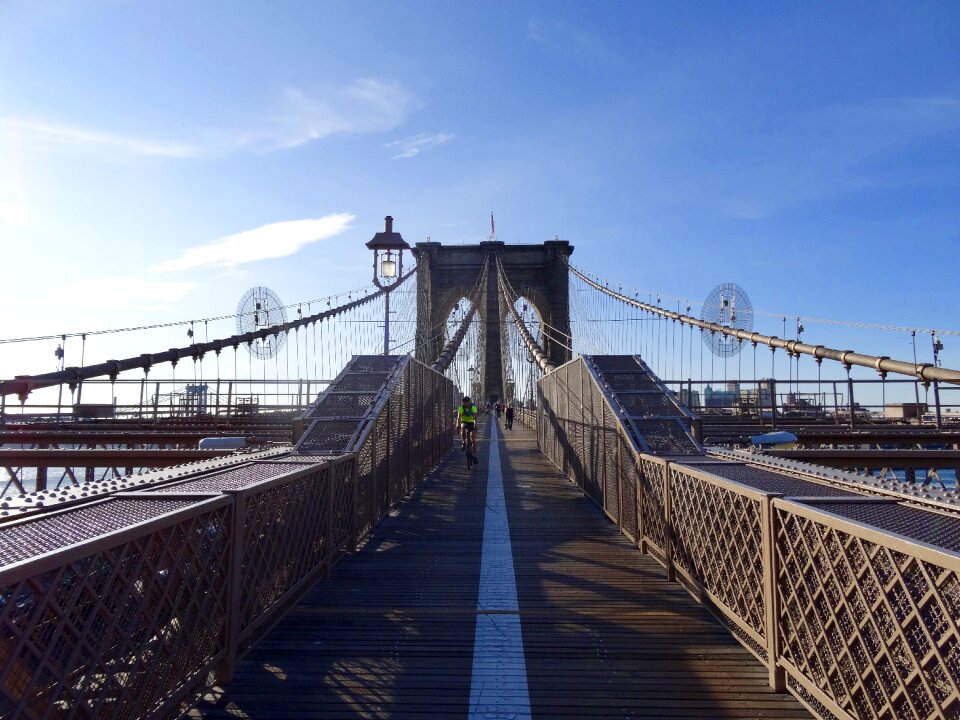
(194, 419, 807, 719)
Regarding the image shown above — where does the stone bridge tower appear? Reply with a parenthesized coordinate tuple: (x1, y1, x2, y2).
(411, 239, 574, 402)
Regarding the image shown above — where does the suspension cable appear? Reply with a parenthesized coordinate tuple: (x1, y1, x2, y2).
(568, 262, 960, 384)
(497, 256, 555, 374)
(431, 260, 488, 372)
(2, 267, 418, 399)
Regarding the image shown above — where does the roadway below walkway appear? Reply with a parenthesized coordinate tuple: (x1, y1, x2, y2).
(194, 417, 808, 719)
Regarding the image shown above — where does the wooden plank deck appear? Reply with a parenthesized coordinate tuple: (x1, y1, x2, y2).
(194, 418, 808, 719)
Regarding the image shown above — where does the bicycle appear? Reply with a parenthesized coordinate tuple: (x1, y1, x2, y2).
(462, 423, 477, 469)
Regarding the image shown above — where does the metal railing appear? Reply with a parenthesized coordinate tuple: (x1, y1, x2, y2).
(537, 356, 960, 720)
(0, 358, 455, 719)
(659, 377, 960, 430)
(0, 377, 333, 425)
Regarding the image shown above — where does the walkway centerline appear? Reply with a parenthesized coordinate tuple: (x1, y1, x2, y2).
(468, 418, 532, 720)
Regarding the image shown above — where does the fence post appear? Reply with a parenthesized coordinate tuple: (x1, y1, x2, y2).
(371, 415, 380, 528)
(386, 398, 394, 507)
(217, 492, 245, 684)
(664, 461, 674, 582)
(636, 453, 646, 553)
(934, 381, 943, 429)
(327, 462, 337, 574)
(599, 396, 607, 514)
(847, 375, 856, 429)
(616, 431, 624, 533)
(406, 364, 413, 493)
(833, 381, 840, 425)
(769, 379, 778, 430)
(761, 495, 785, 691)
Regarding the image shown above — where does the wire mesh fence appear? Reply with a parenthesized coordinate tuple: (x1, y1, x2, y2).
(0, 355, 455, 719)
(537, 355, 960, 720)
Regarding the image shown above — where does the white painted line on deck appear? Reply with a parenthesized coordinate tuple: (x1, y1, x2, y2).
(469, 419, 532, 720)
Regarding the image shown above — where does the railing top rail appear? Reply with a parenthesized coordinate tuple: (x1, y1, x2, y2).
(774, 495, 960, 567)
(0, 494, 231, 585)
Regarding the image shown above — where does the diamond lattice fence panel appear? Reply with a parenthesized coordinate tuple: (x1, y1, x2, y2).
(409, 362, 424, 483)
(669, 468, 766, 641)
(570, 363, 592, 499)
(775, 501, 960, 720)
(340, 434, 366, 554)
(640, 457, 668, 562)
(389, 389, 410, 500)
(594, 380, 612, 508)
(373, 412, 390, 521)
(603, 405, 621, 522)
(237, 464, 331, 644)
(619, 436, 639, 540)
(557, 364, 572, 481)
(0, 499, 230, 720)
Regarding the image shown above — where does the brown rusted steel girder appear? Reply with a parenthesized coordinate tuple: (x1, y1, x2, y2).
(0, 430, 268, 445)
(765, 447, 960, 468)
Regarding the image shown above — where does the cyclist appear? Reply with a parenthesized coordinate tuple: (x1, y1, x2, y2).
(456, 396, 479, 462)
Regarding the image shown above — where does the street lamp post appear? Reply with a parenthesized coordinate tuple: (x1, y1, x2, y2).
(366, 216, 410, 355)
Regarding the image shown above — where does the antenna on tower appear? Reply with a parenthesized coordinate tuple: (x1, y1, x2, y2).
(489, 212, 495, 241)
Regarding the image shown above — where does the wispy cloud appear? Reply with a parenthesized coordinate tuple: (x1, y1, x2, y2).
(3, 78, 418, 159)
(247, 79, 419, 152)
(149, 214, 355, 273)
(4, 118, 203, 158)
(384, 132, 454, 159)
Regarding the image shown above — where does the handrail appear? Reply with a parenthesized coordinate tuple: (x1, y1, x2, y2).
(537, 359, 960, 718)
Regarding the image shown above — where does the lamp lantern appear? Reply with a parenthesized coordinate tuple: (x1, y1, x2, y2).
(366, 216, 411, 355)
(380, 251, 397, 279)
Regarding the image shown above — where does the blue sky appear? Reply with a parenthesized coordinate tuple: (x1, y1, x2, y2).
(1, 0, 958, 384)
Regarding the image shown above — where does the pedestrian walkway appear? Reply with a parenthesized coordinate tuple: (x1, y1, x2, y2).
(195, 418, 808, 719)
